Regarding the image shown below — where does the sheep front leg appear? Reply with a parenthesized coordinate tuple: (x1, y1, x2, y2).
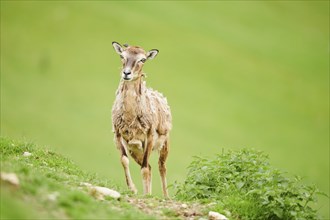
(116, 134, 137, 194)
(141, 132, 154, 195)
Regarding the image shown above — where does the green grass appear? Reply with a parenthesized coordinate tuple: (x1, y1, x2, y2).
(0, 137, 155, 219)
(0, 137, 214, 219)
(1, 138, 326, 219)
(1, 1, 329, 218)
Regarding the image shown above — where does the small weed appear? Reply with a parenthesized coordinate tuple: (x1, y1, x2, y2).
(162, 208, 180, 218)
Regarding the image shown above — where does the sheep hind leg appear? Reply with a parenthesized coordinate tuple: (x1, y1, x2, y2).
(159, 139, 169, 198)
(141, 133, 154, 195)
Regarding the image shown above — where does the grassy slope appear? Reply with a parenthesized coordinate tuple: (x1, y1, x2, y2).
(1, 1, 329, 217)
(0, 138, 156, 219)
(1, 138, 326, 220)
(1, 138, 209, 219)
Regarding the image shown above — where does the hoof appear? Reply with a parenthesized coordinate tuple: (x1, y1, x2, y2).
(130, 185, 138, 194)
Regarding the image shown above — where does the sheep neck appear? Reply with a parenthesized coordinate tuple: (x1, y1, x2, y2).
(120, 77, 144, 116)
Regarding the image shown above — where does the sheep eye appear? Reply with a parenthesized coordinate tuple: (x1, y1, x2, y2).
(140, 58, 146, 63)
(120, 55, 124, 59)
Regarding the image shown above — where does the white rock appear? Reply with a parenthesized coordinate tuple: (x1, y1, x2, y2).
(0, 172, 20, 186)
(80, 182, 92, 187)
(47, 192, 59, 201)
(79, 182, 121, 200)
(23, 152, 32, 157)
(208, 211, 228, 220)
(181, 203, 188, 209)
(90, 186, 121, 200)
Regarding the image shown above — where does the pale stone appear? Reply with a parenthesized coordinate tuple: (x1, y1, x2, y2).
(80, 182, 92, 187)
(0, 172, 19, 186)
(208, 211, 228, 220)
(90, 186, 121, 200)
(47, 192, 59, 201)
(80, 182, 120, 200)
(181, 203, 188, 209)
(23, 152, 32, 157)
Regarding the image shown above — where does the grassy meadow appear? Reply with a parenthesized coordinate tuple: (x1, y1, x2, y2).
(1, 1, 329, 218)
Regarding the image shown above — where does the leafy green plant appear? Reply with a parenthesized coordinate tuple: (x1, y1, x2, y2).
(173, 148, 326, 220)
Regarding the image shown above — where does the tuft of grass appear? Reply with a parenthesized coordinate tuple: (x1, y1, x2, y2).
(173, 148, 327, 220)
(162, 208, 180, 218)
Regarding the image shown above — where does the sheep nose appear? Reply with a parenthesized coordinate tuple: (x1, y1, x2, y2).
(123, 70, 131, 76)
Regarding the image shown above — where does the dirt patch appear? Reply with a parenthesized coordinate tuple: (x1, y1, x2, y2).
(127, 197, 206, 219)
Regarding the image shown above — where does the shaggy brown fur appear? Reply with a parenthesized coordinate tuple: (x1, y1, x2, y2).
(111, 42, 172, 197)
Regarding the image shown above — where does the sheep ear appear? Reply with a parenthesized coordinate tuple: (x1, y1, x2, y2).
(112, 41, 123, 54)
(146, 49, 159, 60)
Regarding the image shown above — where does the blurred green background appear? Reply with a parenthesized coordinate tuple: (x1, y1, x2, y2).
(1, 1, 329, 217)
